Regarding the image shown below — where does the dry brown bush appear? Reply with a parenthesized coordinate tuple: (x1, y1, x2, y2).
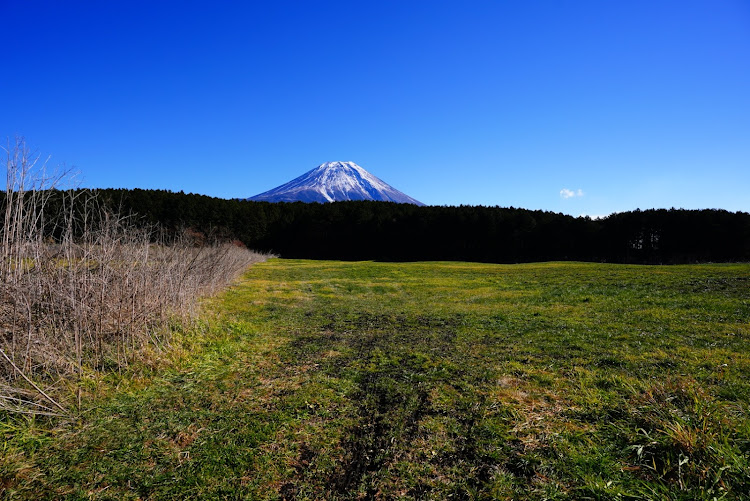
(0, 138, 269, 415)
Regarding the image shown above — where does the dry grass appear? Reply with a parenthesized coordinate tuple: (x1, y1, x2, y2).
(0, 138, 268, 414)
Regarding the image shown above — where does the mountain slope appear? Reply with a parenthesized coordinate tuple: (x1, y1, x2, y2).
(247, 161, 424, 205)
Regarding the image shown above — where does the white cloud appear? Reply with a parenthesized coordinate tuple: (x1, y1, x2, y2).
(560, 188, 584, 199)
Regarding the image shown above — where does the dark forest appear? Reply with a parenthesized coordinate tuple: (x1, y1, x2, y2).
(28, 188, 750, 264)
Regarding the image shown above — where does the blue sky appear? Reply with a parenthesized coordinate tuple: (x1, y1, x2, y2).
(3, 1, 749, 215)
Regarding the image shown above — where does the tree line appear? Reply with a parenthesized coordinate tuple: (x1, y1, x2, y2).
(16, 188, 750, 264)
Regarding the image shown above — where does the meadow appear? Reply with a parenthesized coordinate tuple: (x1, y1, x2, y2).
(2, 259, 749, 499)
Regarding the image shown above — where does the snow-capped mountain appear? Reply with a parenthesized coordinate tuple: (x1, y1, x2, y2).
(247, 161, 424, 205)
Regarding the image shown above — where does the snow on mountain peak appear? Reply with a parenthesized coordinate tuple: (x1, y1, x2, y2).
(247, 161, 424, 205)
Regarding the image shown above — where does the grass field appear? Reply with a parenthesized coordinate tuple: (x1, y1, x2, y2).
(2, 259, 749, 499)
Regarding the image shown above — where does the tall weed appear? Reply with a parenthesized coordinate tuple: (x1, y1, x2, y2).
(0, 138, 268, 414)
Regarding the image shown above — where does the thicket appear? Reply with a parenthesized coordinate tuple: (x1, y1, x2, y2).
(0, 139, 267, 415)
(85, 189, 750, 264)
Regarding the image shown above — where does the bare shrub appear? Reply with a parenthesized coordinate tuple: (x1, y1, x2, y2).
(0, 138, 269, 414)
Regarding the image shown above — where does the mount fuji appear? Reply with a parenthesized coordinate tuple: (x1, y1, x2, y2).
(247, 161, 424, 205)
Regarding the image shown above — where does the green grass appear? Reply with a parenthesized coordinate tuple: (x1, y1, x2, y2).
(2, 260, 749, 499)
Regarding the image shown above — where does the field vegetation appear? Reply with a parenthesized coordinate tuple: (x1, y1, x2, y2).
(1, 138, 268, 416)
(2, 258, 748, 499)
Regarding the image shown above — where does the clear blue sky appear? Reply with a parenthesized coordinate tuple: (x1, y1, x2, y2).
(3, 1, 749, 216)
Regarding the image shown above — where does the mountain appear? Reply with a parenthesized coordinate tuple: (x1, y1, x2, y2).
(247, 161, 424, 205)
